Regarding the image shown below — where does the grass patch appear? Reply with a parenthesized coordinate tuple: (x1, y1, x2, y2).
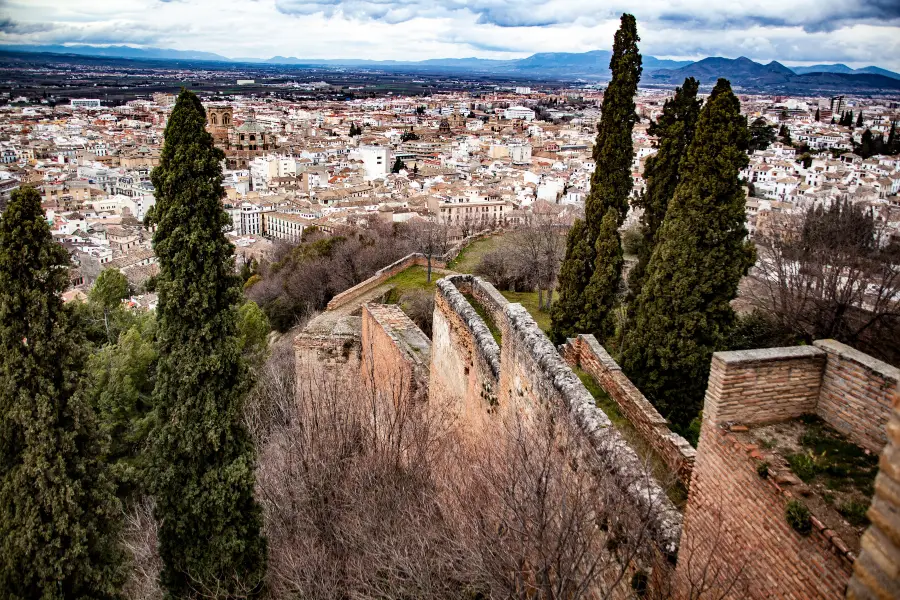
(499, 290, 552, 333)
(463, 292, 502, 345)
(788, 416, 879, 497)
(573, 366, 625, 428)
(838, 500, 870, 527)
(447, 234, 506, 273)
(383, 265, 438, 298)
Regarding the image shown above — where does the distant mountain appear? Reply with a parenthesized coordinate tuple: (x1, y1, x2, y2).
(256, 50, 691, 77)
(0, 44, 230, 62)
(855, 66, 900, 80)
(790, 63, 900, 80)
(2, 43, 898, 91)
(649, 56, 900, 93)
(790, 63, 855, 75)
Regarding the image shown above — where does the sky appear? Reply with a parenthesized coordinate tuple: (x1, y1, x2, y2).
(1, 0, 900, 71)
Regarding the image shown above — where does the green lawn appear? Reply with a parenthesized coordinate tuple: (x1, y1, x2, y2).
(383, 266, 439, 303)
(447, 234, 507, 273)
(499, 290, 553, 333)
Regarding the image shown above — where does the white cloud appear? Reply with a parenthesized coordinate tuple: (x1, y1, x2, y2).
(1, 0, 899, 70)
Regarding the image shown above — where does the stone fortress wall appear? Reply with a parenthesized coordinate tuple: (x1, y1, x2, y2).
(561, 335, 697, 487)
(294, 265, 900, 600)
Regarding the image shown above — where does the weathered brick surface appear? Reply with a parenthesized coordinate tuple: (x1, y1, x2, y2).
(846, 390, 900, 600)
(561, 335, 696, 488)
(497, 299, 683, 555)
(704, 346, 826, 425)
(815, 340, 900, 454)
(360, 303, 430, 404)
(675, 422, 855, 599)
(428, 278, 501, 430)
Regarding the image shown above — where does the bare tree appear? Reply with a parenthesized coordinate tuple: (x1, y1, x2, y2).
(121, 497, 163, 600)
(405, 219, 451, 283)
(749, 200, 900, 363)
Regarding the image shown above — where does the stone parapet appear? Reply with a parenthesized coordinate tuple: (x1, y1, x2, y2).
(500, 303, 683, 555)
(561, 335, 696, 488)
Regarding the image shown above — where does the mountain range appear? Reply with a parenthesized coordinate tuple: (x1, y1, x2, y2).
(2, 44, 899, 91)
(646, 56, 900, 92)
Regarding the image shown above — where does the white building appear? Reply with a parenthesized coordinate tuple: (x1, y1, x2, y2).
(358, 145, 390, 181)
(70, 99, 102, 109)
(508, 143, 532, 165)
(503, 106, 536, 122)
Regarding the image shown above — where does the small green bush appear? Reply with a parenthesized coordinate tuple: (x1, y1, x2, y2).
(786, 500, 812, 535)
(787, 451, 820, 482)
(838, 500, 870, 527)
(756, 461, 770, 478)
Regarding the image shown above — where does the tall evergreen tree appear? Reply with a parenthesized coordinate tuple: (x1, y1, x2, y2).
(621, 79, 755, 429)
(0, 187, 125, 598)
(888, 122, 897, 154)
(551, 13, 641, 343)
(856, 111, 864, 127)
(814, 107, 820, 121)
(579, 208, 624, 341)
(148, 89, 266, 598)
(628, 77, 701, 300)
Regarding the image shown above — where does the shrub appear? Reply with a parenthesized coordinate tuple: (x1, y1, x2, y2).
(787, 451, 820, 482)
(756, 461, 770, 478)
(621, 224, 645, 256)
(838, 500, 870, 527)
(786, 500, 811, 535)
(399, 289, 435, 338)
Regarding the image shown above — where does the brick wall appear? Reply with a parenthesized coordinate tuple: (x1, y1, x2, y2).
(360, 303, 430, 404)
(814, 340, 900, 454)
(293, 314, 361, 386)
(675, 423, 854, 599)
(847, 391, 900, 600)
(561, 335, 696, 488)
(326, 253, 447, 311)
(703, 346, 826, 426)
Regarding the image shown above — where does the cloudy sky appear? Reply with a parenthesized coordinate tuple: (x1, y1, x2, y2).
(2, 0, 900, 70)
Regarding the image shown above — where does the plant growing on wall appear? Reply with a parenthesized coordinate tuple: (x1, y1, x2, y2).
(786, 500, 811, 535)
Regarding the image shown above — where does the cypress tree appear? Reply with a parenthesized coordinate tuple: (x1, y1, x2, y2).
(148, 89, 266, 597)
(550, 219, 593, 341)
(579, 208, 624, 341)
(888, 122, 897, 154)
(628, 77, 701, 300)
(551, 13, 641, 342)
(621, 79, 755, 429)
(856, 111, 864, 127)
(814, 107, 820, 121)
(0, 187, 125, 598)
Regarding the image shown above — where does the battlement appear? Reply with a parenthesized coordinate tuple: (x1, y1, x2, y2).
(293, 264, 900, 600)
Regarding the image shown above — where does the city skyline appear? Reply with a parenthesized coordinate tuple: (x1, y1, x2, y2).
(2, 0, 900, 71)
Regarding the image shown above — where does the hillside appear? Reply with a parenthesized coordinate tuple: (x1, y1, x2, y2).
(648, 56, 900, 92)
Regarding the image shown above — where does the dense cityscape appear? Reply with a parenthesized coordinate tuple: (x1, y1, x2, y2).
(1, 84, 898, 302)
